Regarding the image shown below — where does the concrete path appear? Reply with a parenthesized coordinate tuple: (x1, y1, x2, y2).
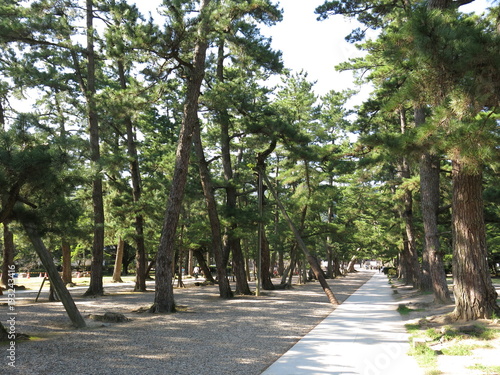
(261, 271, 423, 375)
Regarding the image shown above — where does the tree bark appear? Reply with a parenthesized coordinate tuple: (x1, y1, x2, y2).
(192, 121, 233, 298)
(192, 249, 216, 283)
(23, 222, 86, 328)
(61, 239, 72, 285)
(150, 0, 212, 313)
(416, 107, 452, 303)
(398, 109, 421, 289)
(216, 38, 252, 296)
(116, 60, 147, 292)
(84, 0, 105, 297)
(2, 222, 14, 288)
(0, 321, 8, 341)
(451, 162, 499, 320)
(112, 237, 125, 283)
(263, 171, 339, 305)
(260, 229, 275, 290)
(346, 254, 358, 273)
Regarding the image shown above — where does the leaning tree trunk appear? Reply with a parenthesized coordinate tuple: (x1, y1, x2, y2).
(451, 161, 499, 320)
(192, 249, 216, 284)
(23, 222, 86, 328)
(346, 254, 358, 273)
(150, 0, 212, 313)
(61, 239, 72, 285)
(263, 172, 339, 305)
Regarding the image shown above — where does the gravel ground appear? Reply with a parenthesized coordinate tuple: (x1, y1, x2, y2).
(1, 271, 373, 375)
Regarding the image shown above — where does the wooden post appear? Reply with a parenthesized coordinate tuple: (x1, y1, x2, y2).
(23, 221, 87, 328)
(262, 172, 339, 305)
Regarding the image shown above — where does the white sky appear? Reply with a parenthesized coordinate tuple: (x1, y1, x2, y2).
(9, 0, 493, 113)
(259, 0, 366, 97)
(259, 0, 493, 97)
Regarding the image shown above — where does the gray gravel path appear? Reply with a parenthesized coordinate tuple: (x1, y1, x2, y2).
(1, 271, 372, 375)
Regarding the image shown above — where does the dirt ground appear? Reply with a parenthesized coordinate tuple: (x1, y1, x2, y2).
(0, 272, 373, 375)
(392, 278, 500, 375)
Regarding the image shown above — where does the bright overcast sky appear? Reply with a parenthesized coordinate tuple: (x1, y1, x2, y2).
(259, 0, 492, 97)
(260, 0, 366, 97)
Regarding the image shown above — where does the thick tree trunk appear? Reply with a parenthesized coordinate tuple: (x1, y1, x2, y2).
(150, 0, 212, 313)
(193, 122, 233, 298)
(61, 240, 72, 285)
(112, 237, 125, 283)
(2, 222, 14, 288)
(400, 236, 412, 285)
(84, 0, 104, 297)
(451, 162, 499, 320)
(420, 152, 452, 302)
(346, 254, 358, 273)
(231, 237, 252, 294)
(401, 187, 420, 288)
(23, 222, 86, 328)
(416, 107, 452, 303)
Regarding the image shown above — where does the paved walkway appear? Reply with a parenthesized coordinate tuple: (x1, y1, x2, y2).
(261, 271, 423, 375)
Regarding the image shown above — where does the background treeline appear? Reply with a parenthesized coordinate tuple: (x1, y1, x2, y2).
(0, 0, 499, 320)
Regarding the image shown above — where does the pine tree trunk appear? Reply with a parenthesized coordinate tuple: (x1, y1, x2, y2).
(61, 240, 72, 285)
(84, 0, 104, 297)
(263, 172, 339, 305)
(451, 162, 499, 320)
(347, 254, 358, 273)
(260, 229, 275, 290)
(150, 0, 212, 313)
(398, 109, 421, 288)
(417, 107, 452, 303)
(0, 321, 8, 341)
(231, 237, 252, 295)
(193, 122, 233, 298)
(217, 38, 251, 296)
(23, 222, 86, 328)
(117, 60, 147, 292)
(401, 187, 420, 288)
(2, 222, 14, 288)
(192, 249, 216, 283)
(112, 237, 125, 283)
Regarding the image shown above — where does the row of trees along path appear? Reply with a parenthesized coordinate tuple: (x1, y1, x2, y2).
(0, 0, 499, 330)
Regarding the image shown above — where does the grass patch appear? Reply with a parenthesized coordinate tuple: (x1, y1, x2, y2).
(477, 327, 500, 341)
(405, 323, 422, 334)
(408, 344, 439, 369)
(441, 343, 474, 356)
(397, 304, 425, 315)
(467, 364, 500, 374)
(398, 305, 414, 315)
